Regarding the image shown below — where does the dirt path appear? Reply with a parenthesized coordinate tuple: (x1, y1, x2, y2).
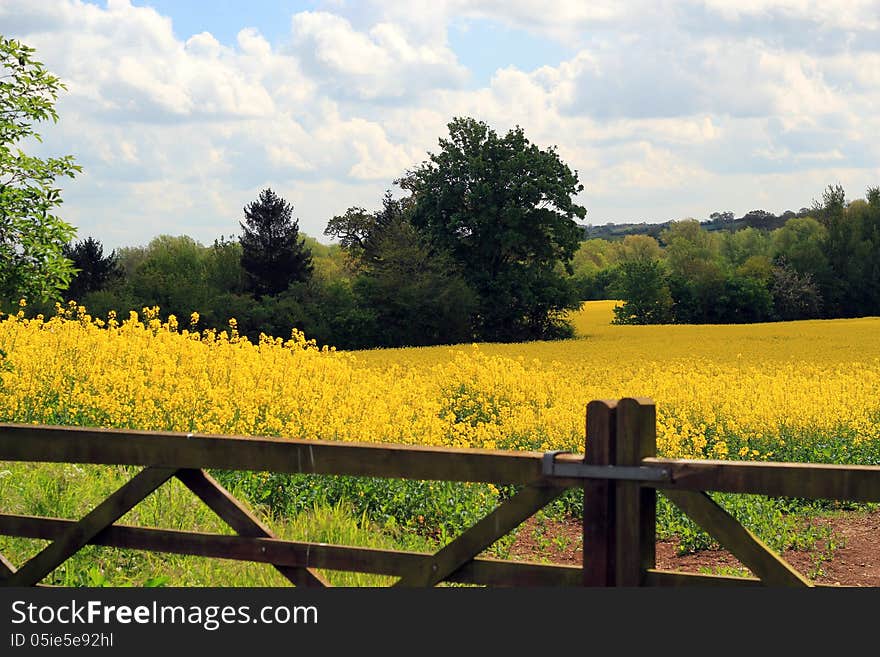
(507, 509, 880, 586)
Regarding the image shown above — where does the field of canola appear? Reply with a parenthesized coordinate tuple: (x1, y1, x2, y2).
(1, 299, 879, 581)
(1, 299, 879, 464)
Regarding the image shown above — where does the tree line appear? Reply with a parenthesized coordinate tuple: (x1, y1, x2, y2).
(580, 206, 814, 241)
(5, 36, 879, 348)
(1, 36, 587, 349)
(13, 116, 588, 349)
(55, 179, 879, 348)
(576, 184, 880, 325)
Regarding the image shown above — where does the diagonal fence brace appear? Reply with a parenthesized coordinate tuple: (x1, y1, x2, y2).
(663, 489, 812, 587)
(394, 484, 566, 587)
(0, 551, 16, 577)
(175, 469, 329, 587)
(1, 466, 178, 587)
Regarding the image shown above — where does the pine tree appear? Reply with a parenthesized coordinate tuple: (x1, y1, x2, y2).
(239, 188, 313, 298)
(62, 237, 122, 301)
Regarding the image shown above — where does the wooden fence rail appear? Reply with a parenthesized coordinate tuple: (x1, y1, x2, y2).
(1, 397, 879, 587)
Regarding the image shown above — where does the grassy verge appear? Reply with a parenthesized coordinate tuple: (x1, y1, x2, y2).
(2, 459, 870, 586)
(0, 463, 445, 587)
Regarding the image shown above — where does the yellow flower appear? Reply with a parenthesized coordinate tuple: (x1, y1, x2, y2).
(0, 299, 874, 467)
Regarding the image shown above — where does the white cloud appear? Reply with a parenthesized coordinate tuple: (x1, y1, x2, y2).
(700, 0, 880, 30)
(356, 0, 641, 47)
(1, 0, 877, 250)
(290, 11, 468, 100)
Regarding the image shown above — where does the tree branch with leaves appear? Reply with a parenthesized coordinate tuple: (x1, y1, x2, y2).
(0, 36, 80, 304)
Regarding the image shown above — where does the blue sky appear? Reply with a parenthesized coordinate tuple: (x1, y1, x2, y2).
(2, 0, 879, 250)
(130, 1, 319, 47)
(447, 17, 576, 87)
(128, 1, 576, 87)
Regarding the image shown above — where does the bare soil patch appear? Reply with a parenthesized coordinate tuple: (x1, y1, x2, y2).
(506, 509, 880, 586)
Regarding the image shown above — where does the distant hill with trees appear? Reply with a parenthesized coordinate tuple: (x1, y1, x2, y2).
(578, 207, 814, 241)
(570, 184, 880, 325)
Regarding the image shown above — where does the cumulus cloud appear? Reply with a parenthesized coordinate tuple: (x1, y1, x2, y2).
(700, 0, 880, 30)
(1, 0, 878, 248)
(289, 11, 468, 101)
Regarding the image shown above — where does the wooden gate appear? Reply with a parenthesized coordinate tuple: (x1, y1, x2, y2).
(1, 397, 879, 586)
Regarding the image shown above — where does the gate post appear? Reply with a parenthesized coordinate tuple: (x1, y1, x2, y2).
(582, 399, 617, 586)
(615, 398, 657, 586)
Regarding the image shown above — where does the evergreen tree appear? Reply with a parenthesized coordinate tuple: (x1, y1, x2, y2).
(239, 188, 313, 298)
(62, 236, 122, 301)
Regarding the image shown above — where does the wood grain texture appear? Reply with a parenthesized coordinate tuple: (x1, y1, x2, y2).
(646, 458, 880, 501)
(615, 398, 656, 587)
(0, 423, 566, 485)
(0, 513, 581, 586)
(582, 399, 617, 586)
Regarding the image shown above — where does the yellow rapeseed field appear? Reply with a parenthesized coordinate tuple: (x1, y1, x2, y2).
(1, 300, 878, 461)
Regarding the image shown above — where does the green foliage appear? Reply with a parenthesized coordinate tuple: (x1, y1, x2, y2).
(400, 117, 585, 342)
(239, 188, 313, 298)
(661, 219, 723, 282)
(771, 260, 822, 320)
(771, 216, 829, 279)
(214, 470, 501, 544)
(324, 205, 376, 265)
(810, 184, 880, 317)
(128, 235, 211, 320)
(205, 236, 245, 295)
(720, 227, 771, 268)
(0, 36, 79, 304)
(62, 237, 122, 302)
(566, 239, 622, 300)
(59, 231, 376, 351)
(611, 258, 674, 324)
(328, 192, 478, 347)
(619, 234, 663, 262)
(605, 185, 880, 325)
(736, 254, 773, 283)
(715, 275, 774, 323)
(657, 493, 837, 558)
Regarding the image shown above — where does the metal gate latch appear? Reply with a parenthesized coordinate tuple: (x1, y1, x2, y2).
(541, 450, 671, 482)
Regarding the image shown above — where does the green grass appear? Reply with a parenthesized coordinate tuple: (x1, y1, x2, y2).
(0, 462, 443, 587)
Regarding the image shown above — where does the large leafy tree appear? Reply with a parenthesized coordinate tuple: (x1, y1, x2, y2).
(239, 188, 313, 298)
(324, 192, 409, 270)
(0, 37, 80, 304)
(327, 192, 477, 347)
(809, 184, 880, 317)
(128, 235, 212, 320)
(398, 117, 586, 341)
(771, 216, 829, 279)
